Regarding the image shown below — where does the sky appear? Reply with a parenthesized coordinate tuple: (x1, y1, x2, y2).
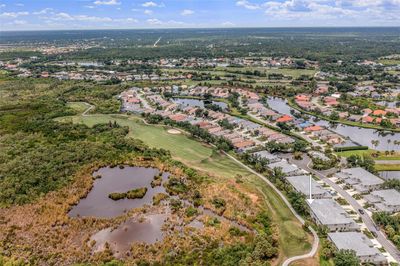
(0, 0, 399, 31)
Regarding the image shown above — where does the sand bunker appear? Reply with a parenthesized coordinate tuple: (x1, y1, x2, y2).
(167, 129, 181, 135)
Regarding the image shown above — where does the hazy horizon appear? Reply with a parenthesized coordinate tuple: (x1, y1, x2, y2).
(1, 0, 399, 31)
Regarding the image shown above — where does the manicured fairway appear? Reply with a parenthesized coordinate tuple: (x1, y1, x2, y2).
(57, 113, 313, 261)
(336, 149, 400, 161)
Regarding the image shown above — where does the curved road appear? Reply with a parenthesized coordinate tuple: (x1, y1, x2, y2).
(74, 102, 320, 265)
(295, 158, 400, 262)
(81, 102, 95, 116)
(223, 152, 319, 266)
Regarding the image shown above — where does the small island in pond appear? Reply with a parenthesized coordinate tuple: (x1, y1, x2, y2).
(109, 187, 148, 200)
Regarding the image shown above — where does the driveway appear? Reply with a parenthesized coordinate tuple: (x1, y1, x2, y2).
(288, 155, 400, 262)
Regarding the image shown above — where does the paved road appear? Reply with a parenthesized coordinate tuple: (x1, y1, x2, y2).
(81, 102, 95, 116)
(290, 156, 400, 262)
(223, 152, 319, 266)
(137, 93, 152, 110)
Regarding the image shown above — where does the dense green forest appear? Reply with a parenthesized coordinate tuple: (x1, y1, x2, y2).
(2, 28, 400, 62)
(0, 77, 165, 205)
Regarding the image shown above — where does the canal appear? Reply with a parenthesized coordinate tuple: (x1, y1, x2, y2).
(267, 97, 400, 151)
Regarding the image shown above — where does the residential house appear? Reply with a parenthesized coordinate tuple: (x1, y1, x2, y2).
(308, 199, 359, 232)
(286, 175, 331, 199)
(336, 168, 384, 193)
(328, 232, 387, 265)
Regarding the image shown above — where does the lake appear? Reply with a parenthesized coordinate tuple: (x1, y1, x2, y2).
(69, 166, 169, 218)
(267, 97, 400, 151)
(91, 212, 167, 257)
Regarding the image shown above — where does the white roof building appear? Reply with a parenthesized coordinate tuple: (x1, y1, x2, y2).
(364, 189, 400, 213)
(336, 167, 384, 193)
(308, 199, 358, 232)
(328, 232, 387, 265)
(286, 175, 331, 199)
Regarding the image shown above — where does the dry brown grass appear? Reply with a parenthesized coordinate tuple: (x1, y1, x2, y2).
(0, 157, 263, 265)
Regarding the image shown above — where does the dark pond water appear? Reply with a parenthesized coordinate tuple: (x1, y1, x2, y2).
(267, 97, 400, 151)
(69, 166, 169, 218)
(379, 171, 400, 180)
(91, 213, 167, 256)
(172, 98, 228, 110)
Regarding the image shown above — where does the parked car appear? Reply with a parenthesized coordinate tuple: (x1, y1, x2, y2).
(358, 208, 364, 214)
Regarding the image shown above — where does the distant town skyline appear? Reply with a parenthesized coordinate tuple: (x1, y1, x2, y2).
(1, 0, 400, 31)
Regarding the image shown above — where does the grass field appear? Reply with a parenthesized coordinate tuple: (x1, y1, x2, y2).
(57, 113, 313, 262)
(335, 149, 400, 161)
(222, 67, 317, 79)
(375, 164, 400, 171)
(66, 102, 90, 114)
(378, 59, 400, 66)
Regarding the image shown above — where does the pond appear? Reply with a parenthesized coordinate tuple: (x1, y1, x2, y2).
(267, 97, 400, 151)
(172, 98, 228, 111)
(91, 213, 167, 257)
(69, 166, 169, 218)
(379, 171, 400, 180)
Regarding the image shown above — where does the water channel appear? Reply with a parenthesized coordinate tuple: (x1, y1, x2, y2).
(267, 97, 400, 151)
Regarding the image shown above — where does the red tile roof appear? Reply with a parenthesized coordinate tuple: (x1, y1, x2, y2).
(304, 125, 323, 132)
(276, 115, 293, 123)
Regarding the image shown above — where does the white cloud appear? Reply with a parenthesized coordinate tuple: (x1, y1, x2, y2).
(16, 3, 24, 7)
(181, 9, 194, 16)
(221, 21, 235, 26)
(93, 0, 120, 6)
(146, 18, 187, 27)
(147, 18, 162, 24)
(236, 0, 260, 10)
(144, 9, 153, 15)
(12, 19, 26, 24)
(47, 12, 113, 22)
(0, 4, 6, 8)
(0, 11, 29, 18)
(142, 1, 164, 7)
(33, 8, 53, 15)
(114, 17, 138, 23)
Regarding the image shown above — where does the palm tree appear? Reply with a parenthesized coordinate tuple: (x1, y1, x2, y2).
(371, 140, 379, 150)
(387, 139, 392, 150)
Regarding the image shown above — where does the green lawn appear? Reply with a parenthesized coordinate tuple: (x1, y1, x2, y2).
(375, 164, 400, 171)
(378, 59, 400, 66)
(335, 149, 400, 161)
(57, 113, 312, 261)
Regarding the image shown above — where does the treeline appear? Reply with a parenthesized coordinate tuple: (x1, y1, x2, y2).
(0, 78, 169, 205)
(143, 113, 234, 151)
(373, 212, 400, 249)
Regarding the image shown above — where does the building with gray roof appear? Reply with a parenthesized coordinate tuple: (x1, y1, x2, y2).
(308, 199, 358, 232)
(328, 232, 387, 265)
(364, 189, 400, 213)
(336, 167, 384, 193)
(286, 175, 331, 199)
(268, 160, 305, 176)
(252, 150, 280, 163)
